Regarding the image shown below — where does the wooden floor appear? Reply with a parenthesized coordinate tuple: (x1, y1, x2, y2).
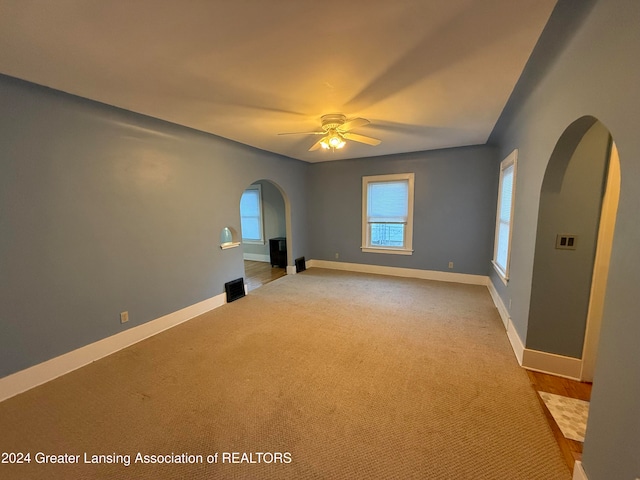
(244, 260, 286, 292)
(527, 370, 592, 474)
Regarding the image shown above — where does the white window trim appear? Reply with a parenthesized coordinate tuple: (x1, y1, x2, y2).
(492, 149, 517, 284)
(240, 184, 265, 245)
(361, 173, 415, 255)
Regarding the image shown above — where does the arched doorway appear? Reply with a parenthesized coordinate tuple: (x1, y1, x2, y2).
(527, 117, 620, 381)
(238, 179, 291, 291)
(581, 141, 620, 381)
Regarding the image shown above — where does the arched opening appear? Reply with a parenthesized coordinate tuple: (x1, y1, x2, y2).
(581, 141, 620, 381)
(238, 179, 291, 291)
(527, 116, 620, 381)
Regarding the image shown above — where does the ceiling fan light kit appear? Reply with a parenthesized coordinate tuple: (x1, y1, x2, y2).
(279, 113, 381, 152)
(320, 131, 346, 150)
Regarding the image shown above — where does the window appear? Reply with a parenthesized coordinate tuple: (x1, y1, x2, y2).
(493, 150, 517, 283)
(362, 173, 414, 255)
(240, 185, 264, 243)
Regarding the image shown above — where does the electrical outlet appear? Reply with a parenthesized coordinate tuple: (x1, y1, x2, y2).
(448, 261, 454, 269)
(335, 253, 339, 259)
(120, 311, 129, 324)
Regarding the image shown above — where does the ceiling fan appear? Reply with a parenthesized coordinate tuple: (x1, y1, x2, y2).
(278, 113, 382, 151)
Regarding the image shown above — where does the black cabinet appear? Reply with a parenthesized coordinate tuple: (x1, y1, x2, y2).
(269, 237, 287, 268)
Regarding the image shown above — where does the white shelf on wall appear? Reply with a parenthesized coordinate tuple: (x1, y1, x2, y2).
(220, 226, 240, 249)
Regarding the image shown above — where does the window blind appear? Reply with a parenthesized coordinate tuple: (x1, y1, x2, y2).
(367, 180, 409, 223)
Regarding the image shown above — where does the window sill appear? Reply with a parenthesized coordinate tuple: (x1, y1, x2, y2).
(361, 246, 414, 256)
(242, 240, 265, 245)
(492, 261, 509, 285)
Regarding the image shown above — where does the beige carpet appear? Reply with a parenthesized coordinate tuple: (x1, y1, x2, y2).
(0, 269, 570, 479)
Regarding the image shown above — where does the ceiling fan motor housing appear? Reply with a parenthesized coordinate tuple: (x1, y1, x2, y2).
(321, 113, 346, 131)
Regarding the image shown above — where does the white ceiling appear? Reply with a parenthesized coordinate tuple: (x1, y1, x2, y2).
(0, 0, 556, 163)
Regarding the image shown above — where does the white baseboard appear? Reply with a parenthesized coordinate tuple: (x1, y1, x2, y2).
(486, 278, 583, 379)
(522, 348, 582, 380)
(507, 320, 525, 366)
(480, 278, 526, 366)
(487, 279, 510, 329)
(0, 292, 227, 403)
(306, 259, 489, 286)
(484, 279, 524, 366)
(497, 312, 581, 379)
(486, 278, 525, 367)
(573, 461, 588, 480)
(2, 263, 583, 403)
(243, 253, 270, 262)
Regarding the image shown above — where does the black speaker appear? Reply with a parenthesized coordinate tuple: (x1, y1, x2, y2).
(224, 278, 245, 303)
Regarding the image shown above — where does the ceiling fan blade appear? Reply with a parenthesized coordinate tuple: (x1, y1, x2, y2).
(308, 138, 325, 151)
(342, 132, 381, 146)
(278, 131, 324, 136)
(338, 117, 370, 132)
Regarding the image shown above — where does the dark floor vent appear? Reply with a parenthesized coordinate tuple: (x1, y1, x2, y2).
(225, 278, 245, 303)
(295, 256, 306, 273)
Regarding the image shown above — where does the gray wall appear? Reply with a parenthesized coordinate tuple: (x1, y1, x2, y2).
(308, 146, 499, 276)
(527, 121, 610, 358)
(0, 74, 309, 377)
(242, 180, 286, 259)
(488, 0, 640, 478)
